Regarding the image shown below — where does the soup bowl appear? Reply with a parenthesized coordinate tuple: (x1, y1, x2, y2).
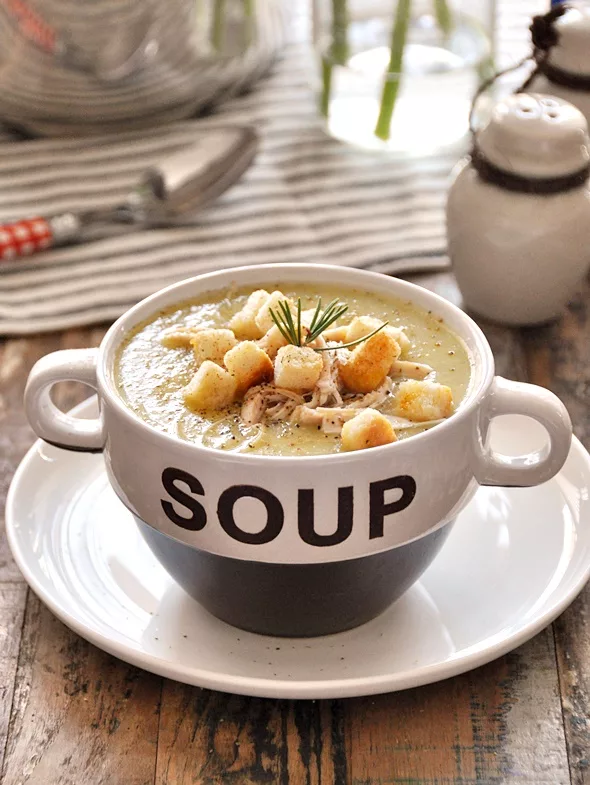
(24, 265, 572, 636)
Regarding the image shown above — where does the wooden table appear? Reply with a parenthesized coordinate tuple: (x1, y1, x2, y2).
(0, 271, 588, 785)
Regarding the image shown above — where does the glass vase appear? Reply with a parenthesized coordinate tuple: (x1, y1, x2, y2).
(313, 0, 495, 156)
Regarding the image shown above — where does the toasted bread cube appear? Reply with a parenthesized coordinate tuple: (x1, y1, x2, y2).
(340, 331, 400, 393)
(229, 289, 270, 340)
(257, 325, 288, 360)
(345, 316, 411, 356)
(274, 345, 323, 392)
(322, 325, 348, 343)
(190, 328, 237, 367)
(386, 327, 411, 356)
(161, 327, 204, 349)
(387, 327, 411, 356)
(390, 328, 411, 355)
(300, 308, 318, 328)
(225, 341, 274, 397)
(341, 409, 397, 451)
(183, 361, 236, 411)
(345, 316, 382, 342)
(255, 291, 294, 335)
(394, 380, 454, 422)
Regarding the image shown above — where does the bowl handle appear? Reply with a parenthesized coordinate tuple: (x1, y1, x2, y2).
(474, 376, 572, 487)
(24, 348, 105, 452)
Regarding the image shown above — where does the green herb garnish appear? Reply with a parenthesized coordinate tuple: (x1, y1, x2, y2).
(269, 298, 388, 352)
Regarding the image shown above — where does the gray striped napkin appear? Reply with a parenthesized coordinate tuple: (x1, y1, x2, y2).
(0, 0, 541, 335)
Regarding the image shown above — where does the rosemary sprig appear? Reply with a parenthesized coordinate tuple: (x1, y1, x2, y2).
(307, 298, 348, 342)
(269, 298, 388, 352)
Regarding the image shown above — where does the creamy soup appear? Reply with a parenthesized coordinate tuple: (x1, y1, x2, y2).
(115, 283, 472, 456)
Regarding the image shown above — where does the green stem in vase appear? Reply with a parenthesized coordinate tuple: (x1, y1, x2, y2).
(320, 0, 349, 118)
(374, 0, 411, 142)
(320, 57, 333, 117)
(433, 0, 452, 37)
(212, 0, 226, 51)
(243, 0, 254, 48)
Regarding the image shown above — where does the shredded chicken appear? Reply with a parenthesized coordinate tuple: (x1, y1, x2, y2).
(307, 339, 344, 408)
(240, 394, 266, 425)
(266, 398, 301, 421)
(291, 405, 361, 433)
(389, 360, 433, 380)
(241, 384, 304, 425)
(238, 331, 442, 435)
(383, 414, 443, 430)
(343, 377, 394, 409)
(243, 366, 396, 433)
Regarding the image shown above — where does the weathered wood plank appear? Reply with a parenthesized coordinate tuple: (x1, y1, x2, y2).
(344, 630, 568, 785)
(155, 684, 346, 784)
(1, 591, 161, 785)
(522, 286, 590, 785)
(0, 583, 27, 775)
(553, 598, 590, 785)
(522, 291, 590, 447)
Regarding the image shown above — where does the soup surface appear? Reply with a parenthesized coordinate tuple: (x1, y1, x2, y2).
(115, 283, 472, 456)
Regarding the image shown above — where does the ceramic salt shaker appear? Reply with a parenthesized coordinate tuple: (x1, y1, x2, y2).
(529, 2, 590, 129)
(446, 92, 590, 326)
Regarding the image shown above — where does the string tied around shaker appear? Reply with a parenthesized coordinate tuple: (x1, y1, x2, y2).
(466, 3, 590, 195)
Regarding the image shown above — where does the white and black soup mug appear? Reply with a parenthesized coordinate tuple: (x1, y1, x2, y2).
(24, 265, 572, 636)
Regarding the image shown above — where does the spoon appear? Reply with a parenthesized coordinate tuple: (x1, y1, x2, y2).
(0, 126, 258, 262)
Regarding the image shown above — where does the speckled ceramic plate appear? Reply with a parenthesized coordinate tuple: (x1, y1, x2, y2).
(6, 399, 590, 699)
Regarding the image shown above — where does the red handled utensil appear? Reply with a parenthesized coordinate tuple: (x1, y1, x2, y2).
(0, 126, 258, 262)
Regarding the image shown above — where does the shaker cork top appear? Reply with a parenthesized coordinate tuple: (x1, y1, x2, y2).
(547, 3, 590, 77)
(476, 93, 590, 178)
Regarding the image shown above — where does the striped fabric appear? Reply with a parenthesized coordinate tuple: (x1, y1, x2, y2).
(0, 0, 543, 335)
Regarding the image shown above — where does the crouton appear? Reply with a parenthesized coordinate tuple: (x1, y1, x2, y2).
(387, 326, 411, 356)
(345, 316, 381, 343)
(341, 409, 397, 451)
(257, 325, 288, 360)
(229, 289, 270, 340)
(394, 380, 454, 422)
(300, 308, 317, 328)
(339, 331, 400, 393)
(274, 345, 323, 392)
(255, 291, 294, 335)
(161, 327, 204, 349)
(389, 360, 433, 380)
(224, 341, 274, 398)
(190, 328, 237, 367)
(322, 325, 348, 343)
(183, 361, 236, 411)
(345, 316, 411, 355)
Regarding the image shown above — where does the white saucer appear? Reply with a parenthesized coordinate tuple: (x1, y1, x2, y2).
(7, 399, 590, 699)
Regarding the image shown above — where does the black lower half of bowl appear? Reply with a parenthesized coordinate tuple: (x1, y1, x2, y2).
(136, 519, 453, 637)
